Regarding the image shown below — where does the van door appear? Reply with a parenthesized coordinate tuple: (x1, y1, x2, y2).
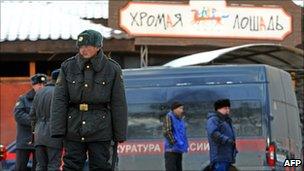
(270, 100, 290, 165)
(281, 71, 303, 167)
(267, 68, 292, 168)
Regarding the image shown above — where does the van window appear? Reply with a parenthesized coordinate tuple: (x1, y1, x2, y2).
(127, 100, 263, 139)
(127, 103, 166, 139)
(126, 88, 167, 139)
(185, 100, 263, 138)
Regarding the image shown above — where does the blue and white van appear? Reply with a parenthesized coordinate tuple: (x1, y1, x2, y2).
(118, 64, 303, 170)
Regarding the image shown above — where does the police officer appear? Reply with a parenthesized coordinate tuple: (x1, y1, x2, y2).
(51, 29, 128, 171)
(14, 73, 47, 171)
(30, 69, 63, 171)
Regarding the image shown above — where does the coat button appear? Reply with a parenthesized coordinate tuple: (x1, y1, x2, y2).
(102, 115, 105, 119)
(72, 81, 75, 84)
(84, 84, 88, 87)
(102, 81, 106, 85)
(82, 121, 86, 125)
(68, 116, 72, 119)
(86, 65, 90, 69)
(81, 137, 85, 141)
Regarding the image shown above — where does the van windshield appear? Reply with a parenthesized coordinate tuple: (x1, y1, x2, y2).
(127, 100, 263, 139)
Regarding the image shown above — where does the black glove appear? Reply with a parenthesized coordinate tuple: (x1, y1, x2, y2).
(227, 139, 235, 146)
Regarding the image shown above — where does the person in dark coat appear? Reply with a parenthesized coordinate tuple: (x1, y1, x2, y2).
(206, 99, 238, 171)
(13, 73, 47, 171)
(163, 102, 188, 171)
(30, 69, 63, 171)
(50, 29, 128, 171)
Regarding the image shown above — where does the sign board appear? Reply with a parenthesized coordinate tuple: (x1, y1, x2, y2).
(119, 1, 292, 40)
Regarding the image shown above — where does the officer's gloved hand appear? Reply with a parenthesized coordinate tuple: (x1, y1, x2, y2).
(227, 139, 235, 146)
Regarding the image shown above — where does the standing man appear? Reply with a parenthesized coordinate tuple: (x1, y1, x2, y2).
(163, 102, 189, 171)
(14, 73, 47, 171)
(30, 69, 63, 171)
(206, 99, 238, 171)
(51, 29, 128, 171)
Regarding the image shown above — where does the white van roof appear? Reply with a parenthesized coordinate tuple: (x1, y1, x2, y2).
(163, 43, 303, 70)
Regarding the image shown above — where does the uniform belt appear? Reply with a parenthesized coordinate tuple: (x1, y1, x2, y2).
(69, 103, 108, 111)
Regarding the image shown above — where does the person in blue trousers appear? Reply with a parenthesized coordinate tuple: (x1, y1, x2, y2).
(206, 99, 238, 171)
(163, 102, 189, 171)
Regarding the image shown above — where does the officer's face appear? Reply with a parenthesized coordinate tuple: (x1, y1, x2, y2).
(32, 83, 45, 92)
(174, 106, 184, 117)
(217, 106, 230, 115)
(79, 46, 100, 58)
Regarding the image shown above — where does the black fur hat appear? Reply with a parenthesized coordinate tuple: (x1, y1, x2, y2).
(214, 99, 230, 111)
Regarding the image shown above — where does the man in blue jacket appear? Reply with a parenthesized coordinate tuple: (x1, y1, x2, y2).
(206, 99, 238, 171)
(163, 102, 188, 171)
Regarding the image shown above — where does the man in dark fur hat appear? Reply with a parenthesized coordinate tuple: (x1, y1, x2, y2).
(206, 99, 238, 171)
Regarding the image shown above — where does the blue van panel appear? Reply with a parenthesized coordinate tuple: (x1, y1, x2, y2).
(126, 88, 167, 104)
(123, 65, 267, 88)
(165, 84, 264, 102)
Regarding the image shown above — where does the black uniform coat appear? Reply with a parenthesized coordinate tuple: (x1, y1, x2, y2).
(51, 51, 128, 142)
(13, 89, 36, 149)
(30, 83, 63, 149)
